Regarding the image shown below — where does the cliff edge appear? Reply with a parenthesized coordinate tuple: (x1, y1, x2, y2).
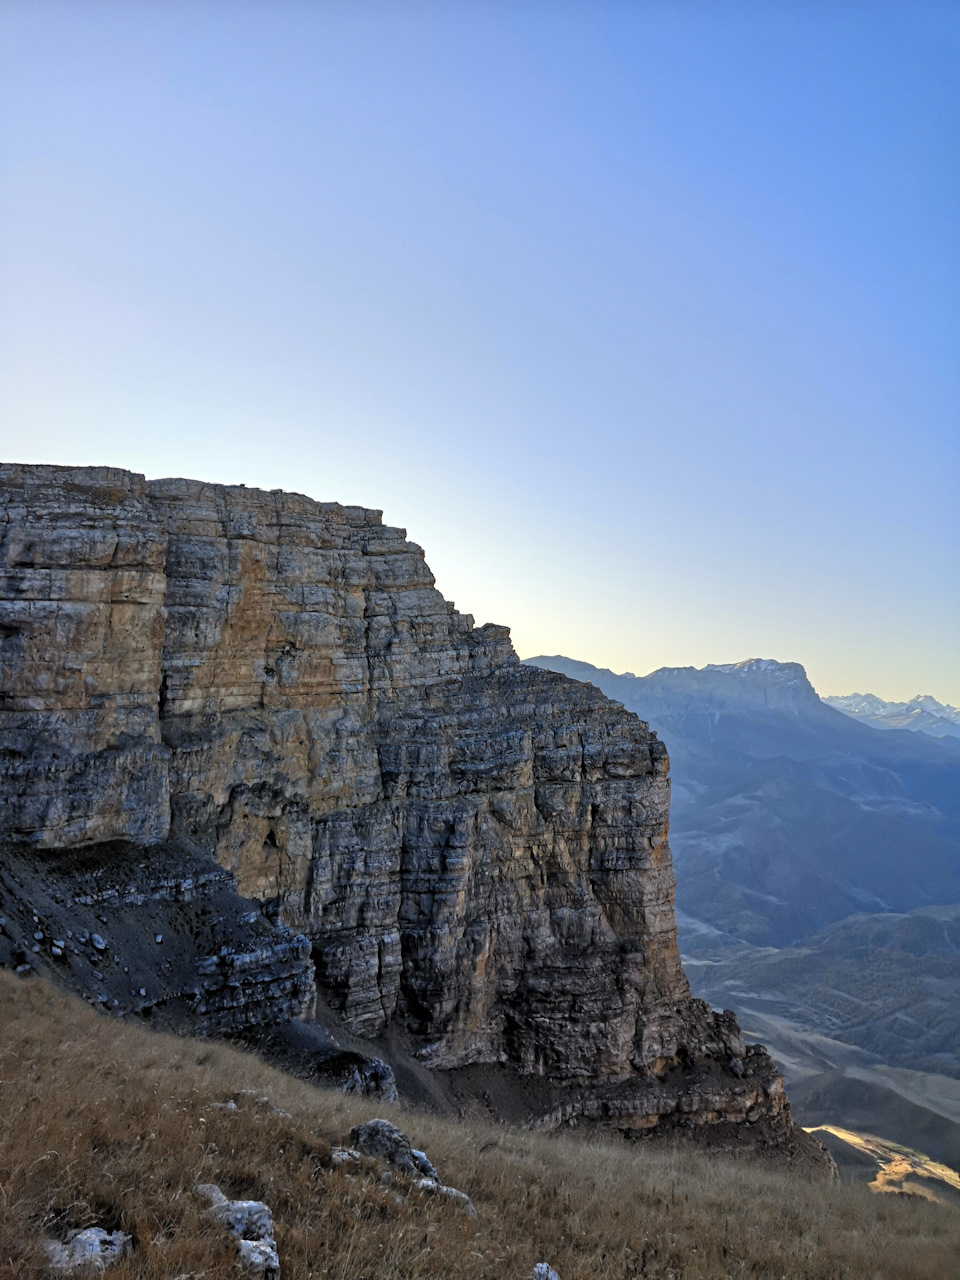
(0, 464, 824, 1162)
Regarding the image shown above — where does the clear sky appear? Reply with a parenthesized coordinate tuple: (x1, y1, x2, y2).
(1, 2, 957, 702)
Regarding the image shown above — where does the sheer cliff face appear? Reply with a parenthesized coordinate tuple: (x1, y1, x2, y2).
(0, 464, 749, 1096)
(0, 470, 170, 847)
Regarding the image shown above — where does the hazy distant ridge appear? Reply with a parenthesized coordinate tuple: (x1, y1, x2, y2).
(823, 691, 960, 740)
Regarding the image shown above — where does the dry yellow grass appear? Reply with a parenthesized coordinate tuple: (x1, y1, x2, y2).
(1, 968, 959, 1279)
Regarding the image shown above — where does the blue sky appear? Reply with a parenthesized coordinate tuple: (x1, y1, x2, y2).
(1, 1, 957, 701)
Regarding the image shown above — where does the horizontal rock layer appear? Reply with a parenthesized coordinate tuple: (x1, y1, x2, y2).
(0, 464, 816, 1150)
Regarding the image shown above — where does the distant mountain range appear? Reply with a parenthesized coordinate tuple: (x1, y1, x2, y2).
(823, 691, 960, 740)
(523, 654, 960, 1162)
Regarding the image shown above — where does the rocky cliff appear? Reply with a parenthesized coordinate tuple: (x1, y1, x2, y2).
(0, 464, 819, 1156)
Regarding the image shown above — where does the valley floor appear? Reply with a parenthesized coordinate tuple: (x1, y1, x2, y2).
(1, 970, 959, 1279)
(805, 1126, 960, 1207)
(683, 948, 960, 1178)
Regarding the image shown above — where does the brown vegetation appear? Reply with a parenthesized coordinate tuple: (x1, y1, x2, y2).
(1, 969, 958, 1280)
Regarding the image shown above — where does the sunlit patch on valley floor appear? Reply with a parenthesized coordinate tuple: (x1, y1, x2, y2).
(806, 1125, 960, 1206)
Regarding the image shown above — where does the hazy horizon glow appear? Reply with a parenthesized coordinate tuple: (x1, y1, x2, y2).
(1, 3, 957, 702)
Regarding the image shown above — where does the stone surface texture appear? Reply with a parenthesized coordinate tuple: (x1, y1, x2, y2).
(46, 1227, 132, 1272)
(0, 838, 315, 1036)
(195, 1184, 281, 1278)
(348, 1118, 440, 1179)
(0, 465, 812, 1147)
(346, 1119, 476, 1213)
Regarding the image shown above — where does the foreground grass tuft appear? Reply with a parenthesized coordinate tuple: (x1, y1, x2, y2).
(1, 969, 958, 1279)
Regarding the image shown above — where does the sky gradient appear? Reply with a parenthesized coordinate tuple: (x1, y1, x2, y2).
(1, 2, 958, 702)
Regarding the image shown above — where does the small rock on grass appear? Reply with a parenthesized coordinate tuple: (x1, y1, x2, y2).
(195, 1183, 274, 1241)
(348, 1119, 437, 1178)
(46, 1227, 132, 1272)
(330, 1146, 362, 1166)
(530, 1266, 562, 1280)
(414, 1178, 477, 1216)
(239, 1238, 281, 1280)
(195, 1184, 280, 1277)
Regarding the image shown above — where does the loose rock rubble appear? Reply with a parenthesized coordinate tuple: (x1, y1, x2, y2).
(195, 1184, 280, 1278)
(46, 1227, 132, 1272)
(413, 1177, 477, 1213)
(330, 1146, 363, 1167)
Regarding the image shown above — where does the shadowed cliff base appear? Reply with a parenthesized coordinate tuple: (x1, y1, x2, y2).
(0, 463, 823, 1160)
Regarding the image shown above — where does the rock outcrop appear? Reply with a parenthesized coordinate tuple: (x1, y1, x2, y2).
(0, 464, 820, 1155)
(195, 1184, 281, 1279)
(345, 1118, 476, 1213)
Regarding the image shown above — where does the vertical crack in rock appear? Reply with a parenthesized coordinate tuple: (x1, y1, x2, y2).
(0, 464, 827, 1160)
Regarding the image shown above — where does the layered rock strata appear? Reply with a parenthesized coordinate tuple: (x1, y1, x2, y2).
(0, 464, 815, 1152)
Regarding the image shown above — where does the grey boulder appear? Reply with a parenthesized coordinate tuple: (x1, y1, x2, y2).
(347, 1119, 474, 1214)
(46, 1228, 132, 1272)
(348, 1119, 438, 1179)
(195, 1184, 279, 1277)
(238, 1238, 282, 1280)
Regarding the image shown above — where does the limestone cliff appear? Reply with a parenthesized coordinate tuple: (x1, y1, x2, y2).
(0, 464, 818, 1155)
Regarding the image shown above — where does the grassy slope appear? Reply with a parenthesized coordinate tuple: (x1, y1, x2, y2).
(1, 970, 959, 1280)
